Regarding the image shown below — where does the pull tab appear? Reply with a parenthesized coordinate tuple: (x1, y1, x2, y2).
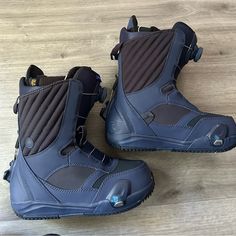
(13, 96, 20, 114)
(110, 42, 123, 60)
(127, 15, 138, 32)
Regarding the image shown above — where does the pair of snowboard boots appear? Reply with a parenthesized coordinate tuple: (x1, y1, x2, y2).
(4, 16, 236, 219)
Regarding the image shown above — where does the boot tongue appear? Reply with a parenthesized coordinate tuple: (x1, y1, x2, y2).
(69, 66, 101, 93)
(71, 67, 110, 165)
(127, 15, 139, 32)
(68, 67, 102, 127)
(25, 65, 44, 86)
(25, 65, 65, 86)
(173, 22, 195, 48)
(172, 22, 203, 79)
(173, 22, 197, 67)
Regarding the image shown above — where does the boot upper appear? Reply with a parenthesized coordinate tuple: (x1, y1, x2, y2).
(11, 65, 153, 208)
(105, 16, 236, 151)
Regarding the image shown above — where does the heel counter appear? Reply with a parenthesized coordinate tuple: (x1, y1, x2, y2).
(10, 159, 33, 204)
(105, 88, 155, 143)
(10, 151, 58, 206)
(106, 96, 132, 136)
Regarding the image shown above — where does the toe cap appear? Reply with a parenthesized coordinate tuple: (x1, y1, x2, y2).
(187, 114, 236, 151)
(94, 159, 153, 202)
(187, 115, 236, 141)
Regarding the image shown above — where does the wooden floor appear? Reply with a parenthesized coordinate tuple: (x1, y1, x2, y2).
(0, 0, 236, 235)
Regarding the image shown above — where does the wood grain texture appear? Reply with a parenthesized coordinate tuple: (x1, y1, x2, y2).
(0, 0, 236, 235)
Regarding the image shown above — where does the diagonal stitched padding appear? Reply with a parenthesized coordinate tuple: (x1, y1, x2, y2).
(28, 85, 67, 144)
(19, 92, 40, 126)
(18, 96, 29, 121)
(22, 83, 66, 152)
(121, 30, 174, 93)
(31, 94, 67, 154)
(20, 84, 61, 137)
(131, 38, 172, 92)
(125, 31, 169, 89)
(124, 35, 158, 77)
(18, 81, 69, 156)
(152, 104, 190, 125)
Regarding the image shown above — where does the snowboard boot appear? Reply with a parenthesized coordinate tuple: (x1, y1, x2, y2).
(101, 15, 236, 152)
(3, 65, 154, 219)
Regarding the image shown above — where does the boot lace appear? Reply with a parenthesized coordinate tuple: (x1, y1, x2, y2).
(76, 125, 111, 165)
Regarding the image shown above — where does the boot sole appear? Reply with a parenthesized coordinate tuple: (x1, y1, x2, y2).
(107, 133, 236, 153)
(110, 142, 236, 153)
(13, 176, 155, 220)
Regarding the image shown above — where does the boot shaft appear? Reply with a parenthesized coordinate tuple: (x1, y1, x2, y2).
(107, 16, 203, 125)
(104, 16, 236, 153)
(111, 15, 203, 93)
(4, 65, 155, 219)
(15, 65, 105, 158)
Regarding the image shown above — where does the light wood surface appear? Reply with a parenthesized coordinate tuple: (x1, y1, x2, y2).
(0, 0, 236, 235)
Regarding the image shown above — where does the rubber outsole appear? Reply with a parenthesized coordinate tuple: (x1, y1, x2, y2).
(110, 143, 236, 153)
(14, 175, 155, 220)
(108, 138, 236, 153)
(106, 128, 236, 153)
